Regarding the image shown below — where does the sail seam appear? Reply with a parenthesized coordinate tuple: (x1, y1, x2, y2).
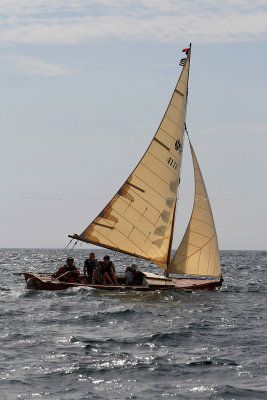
(107, 209, 166, 256)
(177, 240, 200, 250)
(147, 151, 178, 176)
(195, 191, 208, 197)
(114, 196, 160, 228)
(132, 174, 174, 205)
(165, 115, 183, 127)
(173, 233, 217, 268)
(87, 226, 121, 249)
(197, 247, 201, 274)
(157, 127, 182, 142)
(140, 163, 172, 187)
(193, 204, 211, 212)
(206, 238, 212, 275)
(125, 186, 162, 214)
(169, 102, 183, 113)
(195, 179, 206, 186)
(184, 229, 211, 239)
(190, 216, 215, 228)
(92, 223, 159, 259)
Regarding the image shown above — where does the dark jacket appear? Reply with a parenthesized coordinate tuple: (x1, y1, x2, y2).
(84, 259, 97, 275)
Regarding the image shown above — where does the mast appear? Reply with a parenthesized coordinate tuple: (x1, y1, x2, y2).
(165, 201, 176, 276)
(166, 44, 191, 273)
(166, 44, 221, 278)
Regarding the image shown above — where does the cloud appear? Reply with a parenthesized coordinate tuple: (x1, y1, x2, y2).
(0, 55, 71, 76)
(0, 1, 266, 44)
(0, 1, 266, 16)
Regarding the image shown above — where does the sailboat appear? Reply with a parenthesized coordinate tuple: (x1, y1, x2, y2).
(24, 45, 223, 291)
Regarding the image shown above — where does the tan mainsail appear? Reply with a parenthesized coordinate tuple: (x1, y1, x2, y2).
(168, 141, 221, 277)
(70, 49, 191, 269)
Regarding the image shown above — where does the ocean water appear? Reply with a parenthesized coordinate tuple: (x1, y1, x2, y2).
(0, 249, 266, 400)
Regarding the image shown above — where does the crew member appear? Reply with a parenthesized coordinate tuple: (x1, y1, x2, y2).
(103, 255, 118, 285)
(52, 256, 81, 283)
(124, 263, 143, 285)
(92, 261, 113, 285)
(83, 252, 97, 283)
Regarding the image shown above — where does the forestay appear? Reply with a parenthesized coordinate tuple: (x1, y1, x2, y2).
(70, 49, 191, 269)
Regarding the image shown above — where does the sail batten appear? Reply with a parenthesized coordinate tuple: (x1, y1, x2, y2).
(153, 138, 170, 151)
(168, 141, 221, 277)
(71, 48, 191, 269)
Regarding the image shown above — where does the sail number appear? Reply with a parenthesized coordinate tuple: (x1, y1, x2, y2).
(167, 157, 178, 170)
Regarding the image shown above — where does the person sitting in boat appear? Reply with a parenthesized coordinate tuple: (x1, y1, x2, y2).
(124, 263, 143, 285)
(103, 255, 118, 285)
(52, 256, 81, 283)
(83, 252, 97, 283)
(92, 261, 114, 285)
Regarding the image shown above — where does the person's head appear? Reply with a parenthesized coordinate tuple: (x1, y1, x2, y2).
(103, 255, 110, 264)
(96, 261, 103, 270)
(130, 263, 138, 271)
(66, 256, 74, 266)
(89, 252, 95, 261)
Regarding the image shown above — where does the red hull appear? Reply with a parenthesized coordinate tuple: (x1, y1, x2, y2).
(24, 273, 223, 291)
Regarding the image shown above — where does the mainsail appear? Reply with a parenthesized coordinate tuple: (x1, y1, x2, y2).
(70, 48, 191, 269)
(168, 141, 221, 277)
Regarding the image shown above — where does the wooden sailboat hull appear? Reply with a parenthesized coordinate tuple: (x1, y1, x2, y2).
(24, 272, 222, 291)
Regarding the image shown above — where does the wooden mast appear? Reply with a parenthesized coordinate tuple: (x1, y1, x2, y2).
(165, 44, 191, 277)
(165, 201, 177, 276)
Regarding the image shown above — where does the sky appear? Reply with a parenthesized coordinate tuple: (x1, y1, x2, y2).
(0, 0, 266, 250)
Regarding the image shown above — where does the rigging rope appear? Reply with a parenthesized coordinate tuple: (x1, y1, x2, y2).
(176, 121, 189, 203)
(67, 240, 78, 257)
(63, 239, 72, 250)
(184, 122, 190, 138)
(57, 239, 72, 261)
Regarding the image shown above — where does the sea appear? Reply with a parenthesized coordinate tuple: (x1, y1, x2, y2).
(0, 249, 266, 400)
